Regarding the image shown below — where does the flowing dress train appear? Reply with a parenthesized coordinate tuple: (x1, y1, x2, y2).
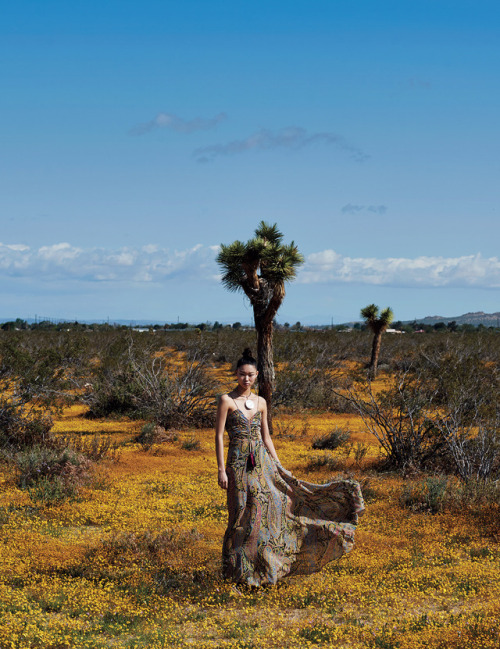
(222, 408, 365, 586)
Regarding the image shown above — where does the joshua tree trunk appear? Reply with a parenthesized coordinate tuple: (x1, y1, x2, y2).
(370, 330, 383, 378)
(361, 304, 393, 380)
(254, 307, 276, 433)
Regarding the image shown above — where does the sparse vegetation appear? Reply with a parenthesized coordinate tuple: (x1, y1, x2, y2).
(0, 327, 499, 647)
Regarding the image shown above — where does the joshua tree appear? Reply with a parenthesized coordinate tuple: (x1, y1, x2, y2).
(360, 303, 394, 378)
(217, 222, 304, 430)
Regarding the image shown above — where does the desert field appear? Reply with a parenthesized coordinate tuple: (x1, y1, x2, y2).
(1, 329, 499, 648)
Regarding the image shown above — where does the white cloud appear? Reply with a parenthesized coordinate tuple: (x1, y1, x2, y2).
(1, 243, 499, 290)
(300, 251, 500, 288)
(129, 112, 227, 136)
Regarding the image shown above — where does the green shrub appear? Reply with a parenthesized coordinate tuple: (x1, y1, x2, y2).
(181, 436, 201, 451)
(59, 433, 122, 462)
(85, 368, 139, 418)
(14, 445, 92, 503)
(135, 423, 177, 452)
(312, 427, 350, 450)
(400, 476, 450, 514)
(353, 442, 369, 467)
(306, 452, 341, 472)
(27, 475, 72, 504)
(0, 330, 88, 405)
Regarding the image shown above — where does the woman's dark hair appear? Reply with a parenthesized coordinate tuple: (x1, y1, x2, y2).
(237, 347, 257, 369)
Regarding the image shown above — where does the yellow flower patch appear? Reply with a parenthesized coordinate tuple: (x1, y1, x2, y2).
(0, 400, 499, 648)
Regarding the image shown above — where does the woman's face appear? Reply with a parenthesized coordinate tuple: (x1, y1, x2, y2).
(236, 364, 258, 390)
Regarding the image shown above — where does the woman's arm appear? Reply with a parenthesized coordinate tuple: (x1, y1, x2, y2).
(260, 399, 280, 464)
(215, 394, 230, 489)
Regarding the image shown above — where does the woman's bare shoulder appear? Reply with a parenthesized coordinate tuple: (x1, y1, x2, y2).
(218, 393, 233, 406)
(257, 395, 268, 411)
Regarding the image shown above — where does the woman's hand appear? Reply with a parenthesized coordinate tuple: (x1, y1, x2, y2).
(218, 468, 228, 490)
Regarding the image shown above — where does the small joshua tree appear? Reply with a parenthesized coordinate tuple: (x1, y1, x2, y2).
(217, 222, 304, 430)
(361, 303, 394, 378)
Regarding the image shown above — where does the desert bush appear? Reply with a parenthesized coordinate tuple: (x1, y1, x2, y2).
(135, 423, 177, 452)
(436, 424, 500, 482)
(83, 338, 217, 428)
(455, 478, 500, 509)
(0, 397, 53, 451)
(274, 365, 352, 412)
(306, 451, 341, 472)
(274, 419, 299, 440)
(59, 433, 122, 462)
(400, 476, 450, 513)
(14, 445, 92, 502)
(312, 427, 350, 450)
(419, 339, 500, 480)
(84, 365, 139, 419)
(420, 339, 500, 481)
(26, 475, 74, 504)
(340, 338, 500, 478)
(130, 353, 216, 429)
(0, 330, 89, 404)
(340, 369, 445, 473)
(400, 476, 500, 517)
(353, 442, 369, 467)
(181, 435, 201, 451)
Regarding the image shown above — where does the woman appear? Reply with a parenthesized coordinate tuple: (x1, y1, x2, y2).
(215, 348, 364, 586)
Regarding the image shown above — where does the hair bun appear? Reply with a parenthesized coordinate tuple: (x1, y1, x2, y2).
(236, 348, 257, 369)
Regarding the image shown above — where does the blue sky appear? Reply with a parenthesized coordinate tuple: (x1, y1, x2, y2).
(1, 0, 499, 324)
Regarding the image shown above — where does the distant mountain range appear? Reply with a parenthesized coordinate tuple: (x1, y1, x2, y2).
(2, 311, 500, 328)
(414, 312, 500, 327)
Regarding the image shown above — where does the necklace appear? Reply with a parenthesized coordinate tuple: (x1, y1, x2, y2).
(236, 389, 254, 410)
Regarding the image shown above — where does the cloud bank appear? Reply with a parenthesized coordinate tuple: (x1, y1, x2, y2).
(300, 250, 500, 288)
(193, 127, 368, 163)
(1, 243, 499, 289)
(129, 112, 227, 136)
(0, 242, 219, 283)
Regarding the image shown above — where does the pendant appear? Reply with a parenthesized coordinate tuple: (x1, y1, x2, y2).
(245, 398, 253, 409)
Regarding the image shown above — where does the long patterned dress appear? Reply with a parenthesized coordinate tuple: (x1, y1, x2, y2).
(222, 407, 365, 586)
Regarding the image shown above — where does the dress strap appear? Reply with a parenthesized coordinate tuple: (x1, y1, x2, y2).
(232, 395, 242, 413)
